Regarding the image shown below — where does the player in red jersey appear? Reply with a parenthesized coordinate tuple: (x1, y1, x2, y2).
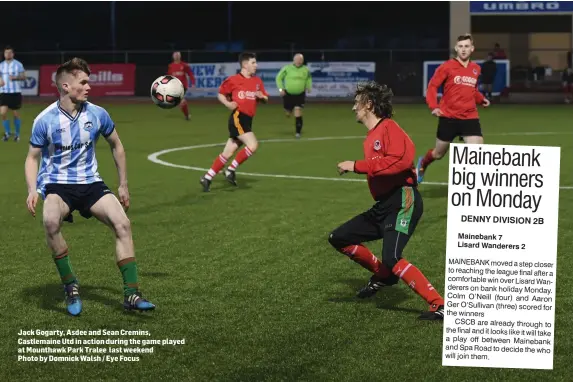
(416, 34, 490, 183)
(330, 81, 444, 321)
(167, 51, 196, 120)
(200, 52, 268, 192)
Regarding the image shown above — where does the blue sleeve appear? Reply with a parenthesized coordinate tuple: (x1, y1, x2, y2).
(98, 109, 115, 138)
(30, 118, 48, 148)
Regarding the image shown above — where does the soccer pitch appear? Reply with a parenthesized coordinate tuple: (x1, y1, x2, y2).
(1, 101, 572, 381)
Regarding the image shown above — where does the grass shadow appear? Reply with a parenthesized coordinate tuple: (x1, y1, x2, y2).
(328, 278, 421, 314)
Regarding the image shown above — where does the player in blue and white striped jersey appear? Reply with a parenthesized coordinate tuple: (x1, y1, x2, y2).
(0, 46, 26, 142)
(24, 57, 155, 316)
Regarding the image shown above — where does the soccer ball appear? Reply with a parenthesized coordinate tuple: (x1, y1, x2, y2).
(150, 75, 185, 109)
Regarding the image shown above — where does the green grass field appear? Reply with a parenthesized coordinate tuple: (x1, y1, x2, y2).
(1, 100, 572, 381)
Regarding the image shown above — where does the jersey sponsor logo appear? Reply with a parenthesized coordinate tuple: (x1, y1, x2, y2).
(453, 75, 478, 87)
(237, 90, 257, 100)
(55, 140, 92, 152)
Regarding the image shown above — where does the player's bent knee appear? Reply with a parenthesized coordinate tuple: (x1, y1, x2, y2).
(247, 142, 258, 153)
(433, 149, 446, 160)
(113, 217, 132, 238)
(222, 148, 236, 158)
(42, 215, 62, 236)
(328, 231, 349, 250)
(328, 232, 339, 248)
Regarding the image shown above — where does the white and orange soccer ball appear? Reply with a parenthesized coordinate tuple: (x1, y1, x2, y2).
(150, 75, 185, 109)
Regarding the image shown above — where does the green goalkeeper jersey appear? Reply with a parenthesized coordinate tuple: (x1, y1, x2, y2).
(275, 64, 312, 95)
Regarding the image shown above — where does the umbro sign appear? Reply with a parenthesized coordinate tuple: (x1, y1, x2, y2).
(470, 1, 573, 13)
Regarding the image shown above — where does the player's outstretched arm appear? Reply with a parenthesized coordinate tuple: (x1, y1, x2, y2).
(105, 130, 130, 210)
(24, 146, 41, 217)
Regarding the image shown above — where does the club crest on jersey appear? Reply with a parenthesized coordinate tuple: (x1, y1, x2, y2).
(473, 69, 478, 75)
(374, 140, 381, 151)
(83, 121, 93, 132)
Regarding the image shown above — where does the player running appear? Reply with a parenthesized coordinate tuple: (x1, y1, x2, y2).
(24, 58, 155, 316)
(416, 34, 490, 183)
(167, 51, 196, 120)
(200, 52, 268, 192)
(330, 81, 444, 321)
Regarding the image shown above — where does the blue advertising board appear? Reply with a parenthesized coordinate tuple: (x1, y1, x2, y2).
(306, 62, 376, 97)
(470, 1, 573, 14)
(186, 61, 376, 98)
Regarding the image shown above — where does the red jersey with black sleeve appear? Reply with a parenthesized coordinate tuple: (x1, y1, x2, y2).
(426, 58, 485, 120)
(167, 61, 195, 89)
(353, 118, 417, 201)
(218, 74, 268, 117)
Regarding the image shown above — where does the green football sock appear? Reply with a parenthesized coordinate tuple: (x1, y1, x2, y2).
(118, 257, 139, 296)
(53, 250, 77, 285)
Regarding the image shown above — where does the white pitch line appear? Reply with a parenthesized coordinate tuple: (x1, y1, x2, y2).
(147, 134, 573, 190)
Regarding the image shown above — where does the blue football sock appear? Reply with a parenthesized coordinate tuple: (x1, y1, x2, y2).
(3, 120, 10, 135)
(14, 117, 21, 136)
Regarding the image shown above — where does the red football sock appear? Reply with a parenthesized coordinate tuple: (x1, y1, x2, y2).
(204, 154, 228, 180)
(341, 245, 392, 279)
(227, 147, 254, 171)
(420, 148, 436, 169)
(181, 103, 189, 118)
(392, 259, 444, 310)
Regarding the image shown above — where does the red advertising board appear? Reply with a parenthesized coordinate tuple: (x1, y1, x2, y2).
(39, 64, 136, 96)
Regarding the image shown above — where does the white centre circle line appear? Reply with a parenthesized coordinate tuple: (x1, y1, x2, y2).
(147, 134, 573, 190)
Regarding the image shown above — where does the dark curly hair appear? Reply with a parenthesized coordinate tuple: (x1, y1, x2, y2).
(354, 81, 394, 119)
